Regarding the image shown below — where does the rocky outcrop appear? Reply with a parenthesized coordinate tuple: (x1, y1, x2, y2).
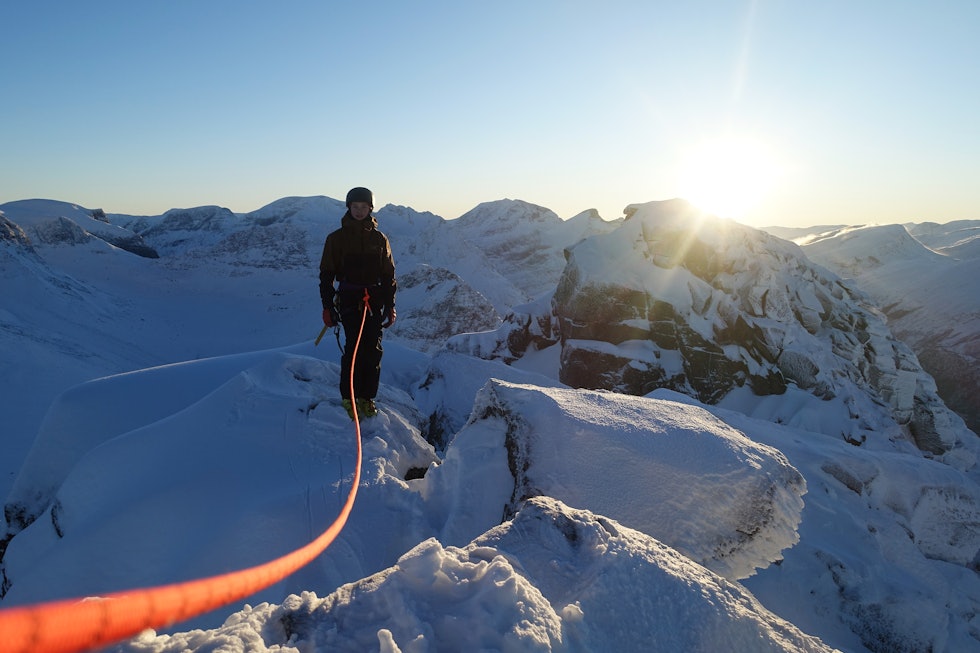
(0, 201, 159, 258)
(390, 264, 502, 354)
(551, 200, 975, 466)
(445, 200, 621, 304)
(797, 222, 980, 439)
(424, 379, 807, 580)
(131, 206, 241, 255)
(0, 215, 32, 248)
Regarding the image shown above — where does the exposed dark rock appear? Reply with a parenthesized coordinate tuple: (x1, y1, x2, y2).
(550, 200, 972, 460)
(0, 216, 32, 248)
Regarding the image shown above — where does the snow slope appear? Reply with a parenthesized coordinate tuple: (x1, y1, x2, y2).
(788, 221, 980, 436)
(3, 347, 830, 653)
(2, 196, 979, 652)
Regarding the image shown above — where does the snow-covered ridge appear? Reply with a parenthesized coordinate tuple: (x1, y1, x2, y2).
(119, 498, 835, 653)
(2, 199, 159, 258)
(2, 195, 979, 651)
(790, 220, 980, 440)
(424, 379, 806, 581)
(1, 349, 829, 652)
(457, 200, 976, 467)
(795, 223, 949, 275)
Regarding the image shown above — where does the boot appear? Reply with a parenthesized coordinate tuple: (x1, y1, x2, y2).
(341, 399, 356, 420)
(355, 398, 378, 417)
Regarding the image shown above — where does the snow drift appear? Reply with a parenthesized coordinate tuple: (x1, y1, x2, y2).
(3, 195, 980, 652)
(113, 498, 832, 653)
(424, 380, 805, 580)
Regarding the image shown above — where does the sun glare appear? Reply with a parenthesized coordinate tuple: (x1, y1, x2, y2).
(678, 135, 782, 221)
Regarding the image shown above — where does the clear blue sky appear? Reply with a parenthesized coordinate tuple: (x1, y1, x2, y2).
(2, 1, 978, 227)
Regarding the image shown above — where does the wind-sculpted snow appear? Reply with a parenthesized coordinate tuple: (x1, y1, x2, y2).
(1, 352, 439, 620)
(4, 194, 980, 651)
(412, 351, 566, 451)
(2, 352, 825, 651)
(688, 392, 980, 653)
(423, 379, 806, 580)
(4, 350, 284, 535)
(111, 498, 834, 653)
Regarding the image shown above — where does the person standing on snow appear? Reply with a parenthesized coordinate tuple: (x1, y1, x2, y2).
(319, 187, 397, 419)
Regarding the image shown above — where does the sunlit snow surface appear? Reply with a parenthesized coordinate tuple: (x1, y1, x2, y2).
(2, 198, 979, 652)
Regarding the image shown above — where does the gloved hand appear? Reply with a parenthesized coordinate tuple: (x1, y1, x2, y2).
(323, 307, 340, 327)
(382, 307, 397, 328)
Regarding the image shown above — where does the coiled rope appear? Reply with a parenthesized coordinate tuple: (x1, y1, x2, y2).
(0, 294, 372, 653)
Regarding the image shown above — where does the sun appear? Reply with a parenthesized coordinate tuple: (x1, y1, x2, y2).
(677, 135, 782, 221)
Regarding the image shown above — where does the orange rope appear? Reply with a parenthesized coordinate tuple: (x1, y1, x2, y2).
(347, 288, 373, 428)
(0, 303, 372, 653)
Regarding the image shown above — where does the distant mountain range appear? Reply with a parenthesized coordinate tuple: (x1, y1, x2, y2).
(1, 196, 978, 652)
(771, 221, 980, 438)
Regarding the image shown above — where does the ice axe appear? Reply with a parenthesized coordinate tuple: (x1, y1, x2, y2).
(314, 322, 344, 352)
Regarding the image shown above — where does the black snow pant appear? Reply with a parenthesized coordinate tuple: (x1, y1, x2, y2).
(337, 290, 385, 400)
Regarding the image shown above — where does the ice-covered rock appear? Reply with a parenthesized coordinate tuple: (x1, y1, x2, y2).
(551, 200, 976, 466)
(423, 379, 806, 580)
(412, 351, 565, 451)
(387, 264, 501, 354)
(797, 221, 980, 440)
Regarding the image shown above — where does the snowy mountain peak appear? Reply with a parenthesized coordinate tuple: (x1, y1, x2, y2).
(553, 205, 976, 465)
(123, 206, 239, 255)
(0, 199, 159, 258)
(795, 223, 949, 277)
(906, 219, 980, 253)
(623, 197, 703, 221)
(3, 195, 980, 652)
(244, 195, 344, 231)
(795, 219, 980, 439)
(455, 198, 563, 229)
(442, 199, 621, 303)
(0, 199, 103, 225)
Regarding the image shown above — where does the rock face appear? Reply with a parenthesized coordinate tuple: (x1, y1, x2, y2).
(390, 265, 502, 354)
(796, 221, 980, 439)
(0, 200, 159, 258)
(550, 200, 974, 464)
(446, 200, 570, 302)
(442, 200, 622, 307)
(0, 215, 31, 248)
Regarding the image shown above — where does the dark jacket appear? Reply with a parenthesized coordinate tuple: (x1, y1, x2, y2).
(319, 212, 396, 311)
